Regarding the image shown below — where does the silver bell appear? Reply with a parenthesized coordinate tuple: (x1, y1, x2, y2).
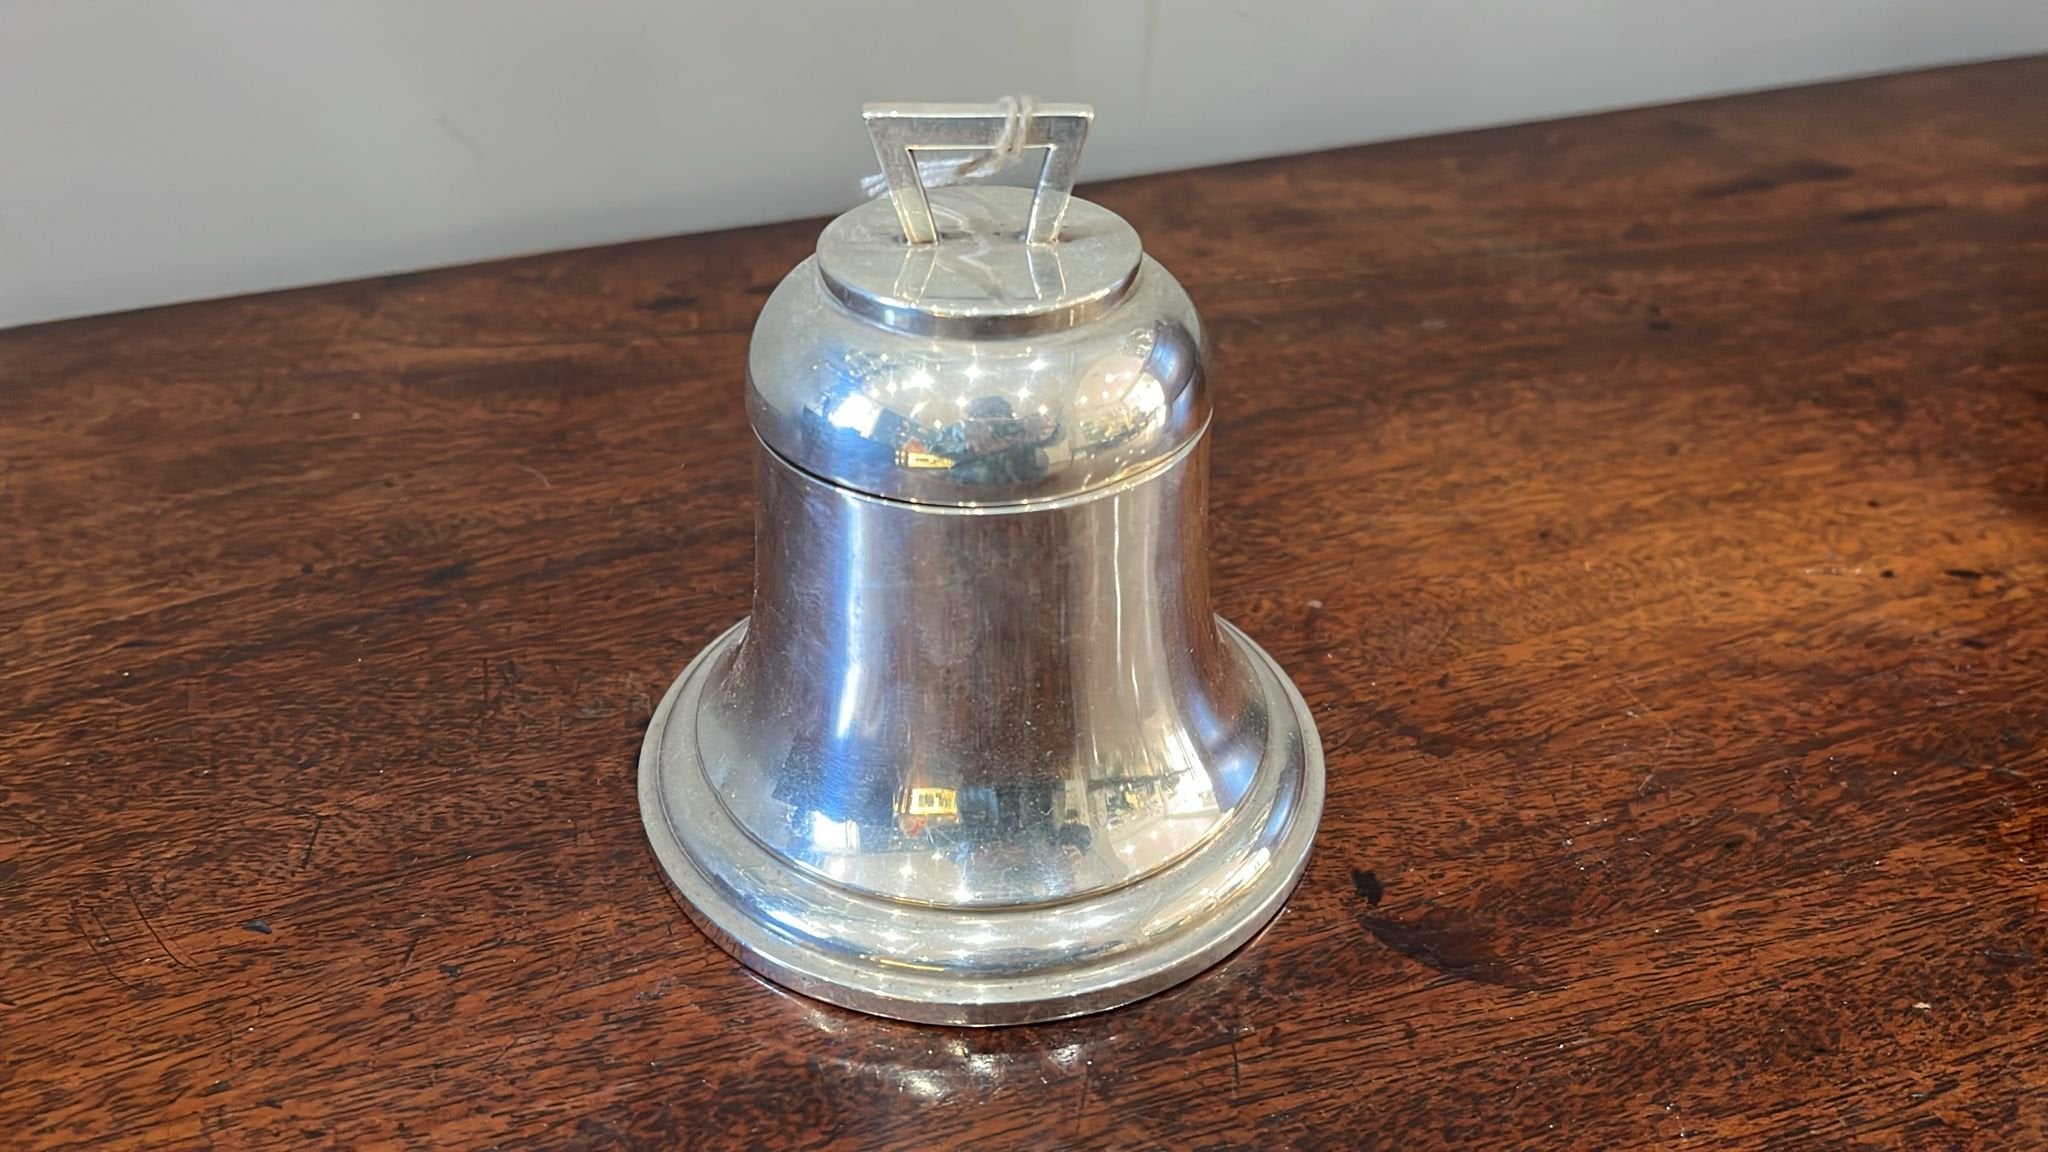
(639, 102, 1325, 1025)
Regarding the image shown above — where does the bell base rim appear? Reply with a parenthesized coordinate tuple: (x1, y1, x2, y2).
(638, 618, 1325, 1027)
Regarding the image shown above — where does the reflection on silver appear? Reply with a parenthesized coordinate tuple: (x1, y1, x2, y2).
(767, 187, 1187, 501)
(640, 100, 1324, 1025)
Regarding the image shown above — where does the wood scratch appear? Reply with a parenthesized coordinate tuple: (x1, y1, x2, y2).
(485, 936, 583, 1074)
(300, 813, 325, 870)
(518, 464, 552, 488)
(127, 880, 197, 970)
(71, 901, 135, 989)
(1615, 674, 1676, 794)
(637, 324, 690, 367)
(0, 809, 50, 838)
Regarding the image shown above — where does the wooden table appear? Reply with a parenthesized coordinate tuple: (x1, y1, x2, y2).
(5, 57, 2045, 1150)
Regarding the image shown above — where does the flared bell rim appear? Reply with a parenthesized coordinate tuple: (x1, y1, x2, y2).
(638, 617, 1325, 1026)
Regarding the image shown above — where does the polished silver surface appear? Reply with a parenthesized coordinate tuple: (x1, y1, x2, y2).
(639, 451, 1324, 1025)
(640, 99, 1325, 1025)
(709, 439, 1257, 909)
(816, 186, 1142, 338)
(863, 102, 1091, 245)
(751, 235, 1202, 506)
(641, 617, 1321, 1026)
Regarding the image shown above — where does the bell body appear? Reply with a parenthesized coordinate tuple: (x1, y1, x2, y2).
(640, 106, 1323, 1024)
(714, 435, 1260, 909)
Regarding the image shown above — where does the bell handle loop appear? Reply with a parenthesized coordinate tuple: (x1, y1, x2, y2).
(862, 102, 1093, 247)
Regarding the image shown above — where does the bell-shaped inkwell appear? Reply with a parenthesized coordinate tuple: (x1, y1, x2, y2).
(639, 102, 1325, 1025)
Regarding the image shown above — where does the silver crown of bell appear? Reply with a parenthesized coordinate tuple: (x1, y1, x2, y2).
(639, 101, 1325, 1025)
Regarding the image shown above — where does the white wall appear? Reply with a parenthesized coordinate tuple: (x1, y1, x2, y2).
(2, 1, 2043, 329)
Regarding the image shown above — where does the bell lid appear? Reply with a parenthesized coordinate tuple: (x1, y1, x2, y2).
(746, 101, 1209, 507)
(817, 185, 1142, 339)
(819, 99, 1137, 339)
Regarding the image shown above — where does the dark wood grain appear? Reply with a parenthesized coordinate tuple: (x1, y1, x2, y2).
(4, 57, 2046, 1150)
